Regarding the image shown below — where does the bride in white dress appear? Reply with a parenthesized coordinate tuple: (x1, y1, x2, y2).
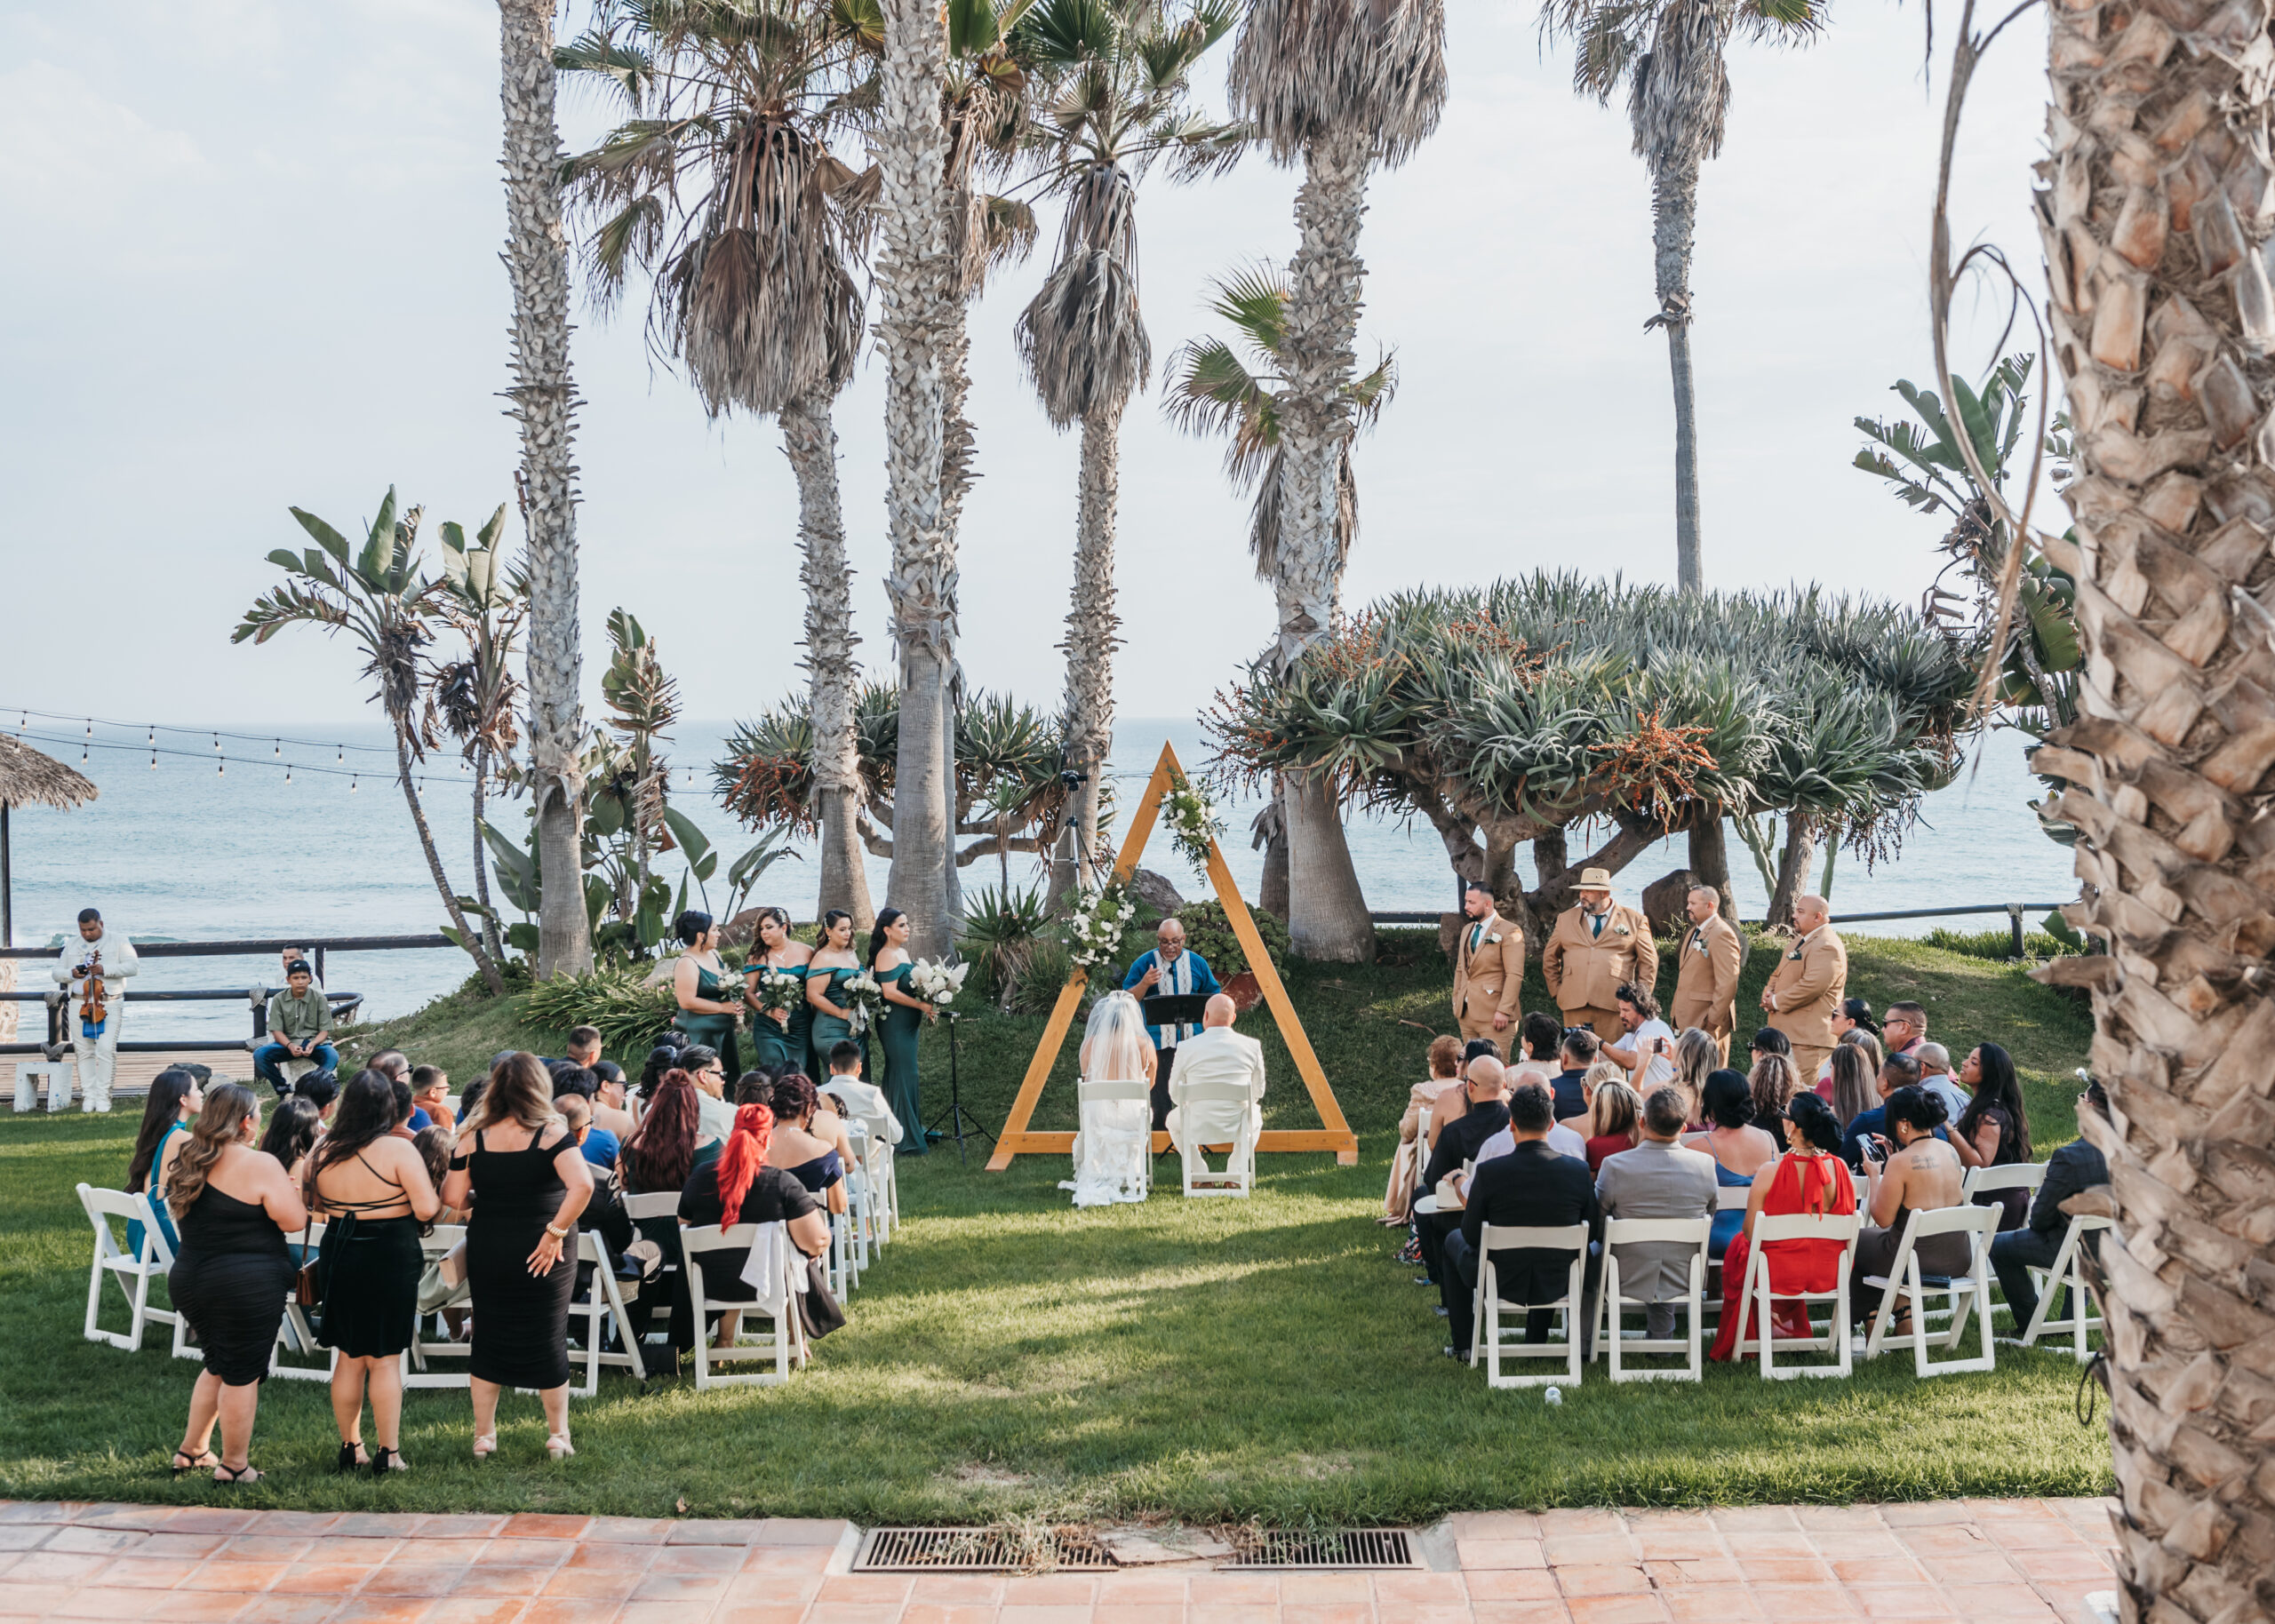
(1060, 991, 1156, 1207)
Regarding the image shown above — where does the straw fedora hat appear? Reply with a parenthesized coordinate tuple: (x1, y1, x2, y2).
(1577, 868, 1614, 890)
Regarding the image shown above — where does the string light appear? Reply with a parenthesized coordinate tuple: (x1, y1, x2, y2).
(274, 739, 282, 757)
(351, 775, 358, 793)
(284, 765, 292, 785)
(212, 732, 220, 754)
(217, 760, 225, 776)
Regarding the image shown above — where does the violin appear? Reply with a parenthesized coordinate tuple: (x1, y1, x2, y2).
(78, 950, 108, 1034)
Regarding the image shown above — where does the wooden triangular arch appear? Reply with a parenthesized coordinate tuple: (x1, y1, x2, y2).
(986, 741, 1359, 1170)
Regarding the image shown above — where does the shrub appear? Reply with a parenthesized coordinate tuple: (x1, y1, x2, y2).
(1010, 936, 1078, 1015)
(522, 964, 677, 1054)
(1920, 927, 2079, 962)
(1172, 899, 1289, 981)
(959, 881, 1052, 1007)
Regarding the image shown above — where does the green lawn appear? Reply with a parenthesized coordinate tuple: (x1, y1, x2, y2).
(0, 931, 2112, 1524)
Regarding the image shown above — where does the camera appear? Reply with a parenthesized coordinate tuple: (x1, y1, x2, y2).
(1059, 768, 1089, 788)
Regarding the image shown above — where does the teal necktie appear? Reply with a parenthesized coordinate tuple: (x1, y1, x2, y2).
(1591, 912, 1604, 939)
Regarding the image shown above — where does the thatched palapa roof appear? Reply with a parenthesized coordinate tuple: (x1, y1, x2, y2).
(0, 736, 99, 809)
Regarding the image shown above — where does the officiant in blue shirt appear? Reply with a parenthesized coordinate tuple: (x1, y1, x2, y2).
(1122, 917, 1221, 1129)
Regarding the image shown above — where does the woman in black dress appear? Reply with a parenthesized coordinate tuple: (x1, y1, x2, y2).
(165, 1084, 307, 1484)
(676, 1102, 830, 1352)
(1954, 1041, 2034, 1230)
(439, 1052, 593, 1461)
(308, 1071, 441, 1474)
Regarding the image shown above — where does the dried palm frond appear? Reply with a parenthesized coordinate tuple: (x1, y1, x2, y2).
(1016, 161, 1148, 423)
(1227, 0, 1447, 167)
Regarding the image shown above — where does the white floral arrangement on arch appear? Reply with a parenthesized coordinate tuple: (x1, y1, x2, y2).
(839, 969, 884, 1034)
(1066, 879, 1138, 979)
(1162, 770, 1224, 880)
(909, 958, 969, 1008)
(752, 966, 806, 1019)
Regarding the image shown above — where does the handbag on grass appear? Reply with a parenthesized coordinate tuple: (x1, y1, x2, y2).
(794, 1255, 846, 1340)
(293, 1214, 322, 1309)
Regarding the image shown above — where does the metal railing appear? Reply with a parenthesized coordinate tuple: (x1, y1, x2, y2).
(1370, 901, 2073, 958)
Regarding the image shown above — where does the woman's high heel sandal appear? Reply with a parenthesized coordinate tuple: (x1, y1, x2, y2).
(545, 1434, 575, 1461)
(170, 1449, 218, 1477)
(334, 1442, 368, 1475)
(212, 1461, 261, 1485)
(472, 1433, 497, 1461)
(369, 1447, 407, 1476)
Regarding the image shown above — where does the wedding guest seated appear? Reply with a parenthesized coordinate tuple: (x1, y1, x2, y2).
(564, 1024, 604, 1075)
(411, 1066, 453, 1132)
(1604, 983, 1676, 1089)
(675, 1103, 829, 1353)
(126, 1067, 202, 1258)
(1747, 1047, 1799, 1150)
(1439, 1081, 1598, 1363)
(1954, 1042, 2034, 1230)
(590, 1062, 635, 1140)
(253, 961, 337, 1096)
(1516, 1011, 1564, 1086)
(412, 1126, 460, 1224)
(386, 1075, 421, 1140)
(1387, 1036, 1466, 1223)
(1597, 1085, 1719, 1337)
(1166, 995, 1268, 1145)
(766, 1074, 851, 1217)
(1668, 1028, 1719, 1125)
(1813, 999, 1881, 1091)
(681, 1045, 734, 1144)
(1816, 1028, 1884, 1105)
(1992, 1080, 2111, 1329)
(556, 1095, 654, 1289)
(1685, 1069, 1778, 1260)
(1915, 1042, 1968, 1121)
(820, 1040, 900, 1143)
(552, 1067, 620, 1169)
(1417, 1056, 1513, 1290)
(1473, 1087, 1588, 1165)
(1840, 1053, 1938, 1167)
(619, 1069, 702, 1197)
(1884, 1001, 1927, 1058)
(1549, 1029, 1598, 1124)
(292, 1070, 339, 1123)
(259, 1096, 322, 1189)
(1582, 1079, 1643, 1174)
(1851, 1086, 1968, 1334)
(1708, 1093, 1858, 1362)
(1822, 1041, 1880, 1130)
(370, 1050, 411, 1087)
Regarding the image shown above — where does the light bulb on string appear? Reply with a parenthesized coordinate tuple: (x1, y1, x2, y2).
(274, 739, 281, 758)
(212, 732, 220, 753)
(351, 775, 358, 793)
(338, 745, 344, 764)
(218, 760, 225, 777)
(284, 766, 292, 785)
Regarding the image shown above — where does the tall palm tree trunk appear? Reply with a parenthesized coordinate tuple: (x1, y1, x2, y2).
(1060, 400, 1124, 901)
(398, 727, 505, 994)
(1650, 152, 1704, 594)
(471, 739, 505, 963)
(875, 0, 956, 957)
(783, 391, 875, 930)
(1275, 128, 1377, 963)
(2037, 6, 2275, 1619)
(1764, 809, 1813, 929)
(499, 0, 593, 980)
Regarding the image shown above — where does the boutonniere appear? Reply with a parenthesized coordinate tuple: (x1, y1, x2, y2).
(1613, 923, 1631, 936)
(1485, 933, 1502, 945)
(1787, 946, 1804, 961)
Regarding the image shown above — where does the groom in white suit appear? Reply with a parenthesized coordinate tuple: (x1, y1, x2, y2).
(1164, 994, 1266, 1143)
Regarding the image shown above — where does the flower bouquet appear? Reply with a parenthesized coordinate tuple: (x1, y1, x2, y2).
(1066, 880, 1138, 980)
(1162, 769, 1225, 880)
(909, 958, 969, 1009)
(838, 969, 885, 1034)
(751, 966, 806, 1023)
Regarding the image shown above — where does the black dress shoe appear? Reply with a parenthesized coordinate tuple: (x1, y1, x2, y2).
(1442, 1346, 1473, 1363)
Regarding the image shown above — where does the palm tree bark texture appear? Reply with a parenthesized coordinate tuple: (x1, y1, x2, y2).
(2032, 2, 2275, 1617)
(498, 0, 592, 979)
(876, 0, 959, 956)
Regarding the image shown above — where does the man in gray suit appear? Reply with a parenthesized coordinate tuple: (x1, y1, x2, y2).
(1594, 1086, 1719, 1339)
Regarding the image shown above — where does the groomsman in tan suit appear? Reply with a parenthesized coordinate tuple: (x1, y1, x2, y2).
(1761, 894, 1847, 1085)
(1451, 880, 1523, 1043)
(1671, 884, 1744, 1063)
(1541, 868, 1657, 1043)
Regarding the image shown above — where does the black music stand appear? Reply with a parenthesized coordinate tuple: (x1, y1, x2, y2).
(927, 1011, 993, 1166)
(1140, 993, 1212, 1031)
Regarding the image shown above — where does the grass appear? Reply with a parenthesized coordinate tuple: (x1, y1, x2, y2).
(0, 930, 2112, 1524)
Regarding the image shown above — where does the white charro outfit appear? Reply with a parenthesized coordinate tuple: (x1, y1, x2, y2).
(52, 924, 138, 1112)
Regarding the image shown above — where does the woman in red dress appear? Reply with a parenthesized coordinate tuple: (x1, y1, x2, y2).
(1710, 1092, 1858, 1361)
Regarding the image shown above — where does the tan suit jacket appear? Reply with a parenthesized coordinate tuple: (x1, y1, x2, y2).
(1765, 926, 1848, 1049)
(1452, 912, 1524, 1036)
(1671, 914, 1744, 1038)
(1540, 903, 1658, 1015)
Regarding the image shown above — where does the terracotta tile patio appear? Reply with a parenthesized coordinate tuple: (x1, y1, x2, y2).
(0, 1498, 2117, 1623)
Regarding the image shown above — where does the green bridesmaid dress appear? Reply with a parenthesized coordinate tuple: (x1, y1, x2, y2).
(876, 963, 927, 1153)
(673, 955, 743, 1078)
(744, 959, 813, 1074)
(807, 965, 861, 1082)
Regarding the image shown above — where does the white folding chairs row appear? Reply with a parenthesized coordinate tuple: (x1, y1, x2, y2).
(679, 1222, 808, 1389)
(76, 1184, 179, 1351)
(1173, 1079, 1258, 1198)
(2016, 1213, 2110, 1358)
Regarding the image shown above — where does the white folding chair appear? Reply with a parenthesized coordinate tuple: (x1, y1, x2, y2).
(679, 1223, 807, 1389)
(76, 1184, 179, 1350)
(619, 1192, 683, 1365)
(266, 1221, 335, 1380)
(1860, 1205, 2000, 1376)
(1701, 1183, 1752, 1318)
(1077, 1079, 1154, 1202)
(1471, 1222, 1589, 1389)
(821, 1082, 901, 1240)
(1963, 1162, 2046, 1214)
(1735, 1210, 1862, 1380)
(1172, 1079, 1257, 1198)
(839, 1120, 882, 1270)
(1597, 1215, 1711, 1383)
(403, 1223, 471, 1389)
(566, 1230, 649, 1396)
(2016, 1212, 2111, 1359)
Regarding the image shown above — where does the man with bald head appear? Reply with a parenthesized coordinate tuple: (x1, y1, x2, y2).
(1164, 993, 1265, 1146)
(1762, 894, 1848, 1088)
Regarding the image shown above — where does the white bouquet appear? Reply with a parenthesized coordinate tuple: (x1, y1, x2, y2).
(839, 970, 884, 1034)
(909, 958, 969, 1008)
(1067, 880, 1138, 977)
(752, 966, 806, 1020)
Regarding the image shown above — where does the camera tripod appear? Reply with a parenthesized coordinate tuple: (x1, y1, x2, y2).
(926, 1011, 994, 1167)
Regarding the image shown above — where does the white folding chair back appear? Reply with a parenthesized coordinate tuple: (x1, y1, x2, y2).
(680, 1223, 806, 1389)
(821, 1082, 901, 1238)
(622, 1191, 679, 1221)
(1076, 1079, 1153, 1203)
(76, 1184, 179, 1350)
(267, 1220, 335, 1380)
(566, 1229, 649, 1396)
(1597, 1215, 1711, 1383)
(1472, 1222, 1589, 1389)
(1861, 1204, 2000, 1376)
(1736, 1211, 1862, 1380)
(1716, 1184, 1752, 1211)
(403, 1224, 471, 1389)
(2018, 1212, 2111, 1359)
(1173, 1079, 1257, 1198)
(1962, 1163, 2047, 1202)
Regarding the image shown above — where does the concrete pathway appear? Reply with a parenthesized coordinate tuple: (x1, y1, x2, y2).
(0, 1496, 2119, 1623)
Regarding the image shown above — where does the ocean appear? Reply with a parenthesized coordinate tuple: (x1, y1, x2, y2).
(1, 715, 2076, 1041)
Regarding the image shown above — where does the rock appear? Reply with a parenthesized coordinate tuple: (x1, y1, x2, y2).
(1639, 868, 1695, 937)
(720, 908, 767, 952)
(1130, 867, 1185, 915)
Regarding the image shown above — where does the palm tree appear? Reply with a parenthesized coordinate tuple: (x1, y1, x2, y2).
(2032, 3, 2275, 1616)
(499, 0, 595, 980)
(1225, 0, 1443, 963)
(235, 491, 508, 998)
(1011, 0, 1243, 899)
(559, 0, 879, 930)
(429, 505, 526, 967)
(1542, 0, 1819, 597)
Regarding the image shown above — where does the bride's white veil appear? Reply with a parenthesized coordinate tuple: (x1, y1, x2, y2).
(1081, 990, 1152, 1082)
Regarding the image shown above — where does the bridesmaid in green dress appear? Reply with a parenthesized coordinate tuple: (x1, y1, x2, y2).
(804, 910, 868, 1087)
(871, 907, 936, 1153)
(742, 907, 816, 1075)
(670, 912, 744, 1078)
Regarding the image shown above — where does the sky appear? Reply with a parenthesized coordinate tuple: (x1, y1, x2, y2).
(0, 0, 2056, 732)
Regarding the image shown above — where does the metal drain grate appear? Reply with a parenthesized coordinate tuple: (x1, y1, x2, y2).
(854, 1527, 1116, 1572)
(1231, 1529, 1419, 1570)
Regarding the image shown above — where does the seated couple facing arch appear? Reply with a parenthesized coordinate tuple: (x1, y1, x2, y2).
(1063, 991, 1265, 1207)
